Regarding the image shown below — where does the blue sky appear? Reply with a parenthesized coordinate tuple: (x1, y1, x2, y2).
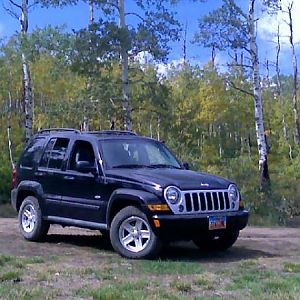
(0, 0, 221, 63)
(0, 0, 298, 75)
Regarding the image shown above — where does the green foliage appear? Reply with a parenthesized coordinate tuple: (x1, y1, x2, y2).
(194, 0, 248, 51)
(0, 8, 299, 224)
(0, 165, 11, 204)
(283, 262, 300, 273)
(137, 260, 203, 275)
(170, 281, 192, 293)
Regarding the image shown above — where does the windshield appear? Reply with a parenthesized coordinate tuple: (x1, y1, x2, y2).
(99, 139, 181, 170)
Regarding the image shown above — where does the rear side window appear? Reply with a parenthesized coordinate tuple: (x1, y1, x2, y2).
(20, 137, 46, 168)
(40, 138, 69, 169)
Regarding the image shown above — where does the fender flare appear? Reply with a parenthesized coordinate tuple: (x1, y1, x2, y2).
(16, 181, 45, 211)
(106, 188, 161, 227)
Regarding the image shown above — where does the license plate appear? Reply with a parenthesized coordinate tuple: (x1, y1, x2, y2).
(209, 216, 226, 230)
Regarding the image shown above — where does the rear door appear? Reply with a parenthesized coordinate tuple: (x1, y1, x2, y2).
(18, 136, 47, 182)
(36, 137, 70, 217)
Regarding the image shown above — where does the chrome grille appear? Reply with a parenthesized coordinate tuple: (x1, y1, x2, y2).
(183, 190, 233, 213)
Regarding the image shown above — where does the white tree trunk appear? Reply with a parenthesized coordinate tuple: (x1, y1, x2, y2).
(22, 53, 33, 140)
(275, 25, 282, 96)
(157, 116, 160, 141)
(89, 0, 94, 26)
(118, 0, 132, 131)
(248, 0, 269, 186)
(83, 115, 89, 131)
(7, 92, 15, 169)
(287, 2, 300, 148)
(21, 0, 33, 141)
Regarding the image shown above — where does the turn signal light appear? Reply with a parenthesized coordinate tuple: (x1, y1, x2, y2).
(147, 204, 170, 212)
(153, 219, 161, 228)
(239, 201, 245, 210)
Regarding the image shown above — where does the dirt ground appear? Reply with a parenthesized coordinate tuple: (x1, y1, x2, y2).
(1, 218, 300, 299)
(0, 218, 300, 263)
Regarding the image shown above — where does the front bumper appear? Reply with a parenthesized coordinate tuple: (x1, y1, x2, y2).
(151, 210, 249, 240)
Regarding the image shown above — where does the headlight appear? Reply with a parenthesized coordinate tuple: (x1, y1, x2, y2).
(164, 186, 181, 204)
(228, 184, 239, 202)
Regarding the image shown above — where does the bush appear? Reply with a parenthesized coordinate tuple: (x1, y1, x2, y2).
(0, 164, 12, 204)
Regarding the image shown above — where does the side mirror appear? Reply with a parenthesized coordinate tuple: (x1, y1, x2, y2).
(76, 161, 97, 174)
(182, 162, 189, 170)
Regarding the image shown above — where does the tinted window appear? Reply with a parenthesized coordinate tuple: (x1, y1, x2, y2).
(100, 139, 181, 169)
(40, 138, 69, 169)
(68, 140, 95, 171)
(39, 139, 56, 168)
(20, 137, 46, 168)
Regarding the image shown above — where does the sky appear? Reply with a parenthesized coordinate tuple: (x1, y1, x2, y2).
(0, 0, 299, 75)
(259, 0, 300, 52)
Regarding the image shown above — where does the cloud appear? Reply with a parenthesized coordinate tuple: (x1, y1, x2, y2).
(133, 51, 185, 77)
(133, 51, 154, 65)
(156, 58, 185, 77)
(259, 0, 300, 47)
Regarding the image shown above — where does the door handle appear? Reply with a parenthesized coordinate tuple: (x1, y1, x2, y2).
(35, 171, 45, 177)
(64, 175, 75, 180)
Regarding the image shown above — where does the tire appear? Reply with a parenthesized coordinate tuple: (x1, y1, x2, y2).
(110, 206, 162, 259)
(193, 230, 239, 252)
(18, 196, 50, 241)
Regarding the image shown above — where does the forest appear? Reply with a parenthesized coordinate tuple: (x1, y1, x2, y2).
(0, 0, 299, 224)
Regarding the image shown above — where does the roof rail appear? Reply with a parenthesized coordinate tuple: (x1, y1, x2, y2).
(87, 130, 137, 136)
(38, 128, 81, 134)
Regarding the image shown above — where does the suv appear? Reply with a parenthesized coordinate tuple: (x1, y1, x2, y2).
(11, 128, 248, 259)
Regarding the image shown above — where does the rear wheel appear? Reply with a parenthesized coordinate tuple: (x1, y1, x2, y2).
(18, 196, 49, 241)
(193, 230, 239, 251)
(110, 206, 162, 259)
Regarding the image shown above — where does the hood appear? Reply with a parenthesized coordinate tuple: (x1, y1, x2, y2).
(105, 168, 232, 190)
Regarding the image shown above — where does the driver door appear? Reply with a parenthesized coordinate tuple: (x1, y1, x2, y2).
(60, 139, 105, 223)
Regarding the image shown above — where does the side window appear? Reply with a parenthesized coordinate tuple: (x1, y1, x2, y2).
(68, 140, 95, 171)
(40, 138, 69, 169)
(20, 137, 46, 168)
(39, 139, 56, 167)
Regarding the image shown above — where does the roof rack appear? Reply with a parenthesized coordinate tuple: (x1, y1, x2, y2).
(87, 130, 137, 136)
(38, 128, 81, 134)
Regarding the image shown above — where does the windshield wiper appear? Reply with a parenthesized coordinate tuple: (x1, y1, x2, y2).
(112, 164, 150, 169)
(149, 164, 182, 169)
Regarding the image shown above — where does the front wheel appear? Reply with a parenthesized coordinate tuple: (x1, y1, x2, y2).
(18, 196, 49, 241)
(110, 206, 162, 259)
(193, 230, 239, 252)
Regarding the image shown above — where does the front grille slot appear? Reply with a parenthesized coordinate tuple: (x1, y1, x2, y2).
(200, 193, 206, 211)
(219, 192, 225, 210)
(206, 193, 212, 210)
(224, 192, 230, 209)
(183, 189, 232, 213)
(185, 193, 192, 212)
(192, 193, 199, 211)
(213, 192, 219, 210)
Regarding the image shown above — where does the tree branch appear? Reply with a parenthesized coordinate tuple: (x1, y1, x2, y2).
(226, 79, 254, 97)
(228, 62, 253, 69)
(106, 1, 119, 12)
(125, 12, 145, 22)
(28, 2, 38, 10)
(3, 4, 19, 19)
(8, 0, 22, 10)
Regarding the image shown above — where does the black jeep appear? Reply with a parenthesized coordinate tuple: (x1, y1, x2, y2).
(11, 128, 248, 259)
